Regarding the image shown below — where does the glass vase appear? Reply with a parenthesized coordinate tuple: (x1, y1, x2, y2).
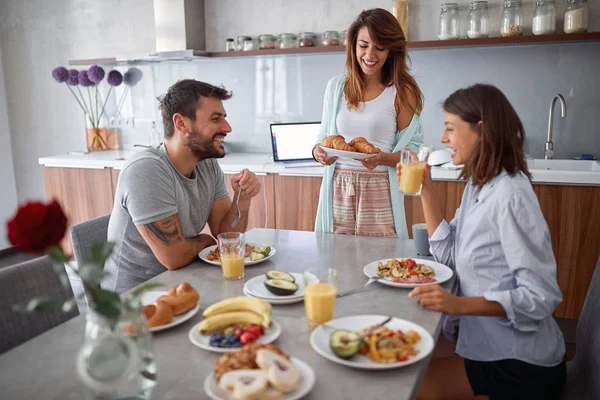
(85, 113, 120, 152)
(77, 299, 157, 400)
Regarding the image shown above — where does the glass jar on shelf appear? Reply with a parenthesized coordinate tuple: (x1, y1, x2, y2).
(392, 0, 409, 39)
(467, 1, 490, 39)
(280, 33, 299, 49)
(533, 0, 556, 35)
(564, 0, 588, 34)
(299, 32, 317, 47)
(243, 37, 256, 51)
(236, 36, 251, 51)
(500, 0, 524, 37)
(438, 3, 460, 40)
(225, 38, 236, 51)
(340, 30, 347, 46)
(259, 34, 276, 49)
(322, 30, 340, 46)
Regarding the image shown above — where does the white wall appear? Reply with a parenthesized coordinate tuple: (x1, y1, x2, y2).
(0, 42, 18, 249)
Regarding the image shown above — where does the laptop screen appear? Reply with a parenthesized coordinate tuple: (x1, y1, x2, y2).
(270, 122, 321, 162)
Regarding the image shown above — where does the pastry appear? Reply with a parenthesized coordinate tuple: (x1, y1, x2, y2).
(157, 282, 199, 314)
(214, 343, 290, 382)
(322, 135, 356, 152)
(143, 300, 174, 328)
(349, 137, 379, 154)
(256, 349, 301, 393)
(321, 134, 343, 148)
(218, 369, 269, 400)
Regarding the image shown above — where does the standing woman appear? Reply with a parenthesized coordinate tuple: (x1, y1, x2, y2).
(404, 84, 566, 399)
(313, 8, 424, 238)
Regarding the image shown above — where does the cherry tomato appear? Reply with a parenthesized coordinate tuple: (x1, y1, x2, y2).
(397, 355, 409, 362)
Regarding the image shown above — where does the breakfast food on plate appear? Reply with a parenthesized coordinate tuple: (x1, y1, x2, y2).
(330, 325, 421, 363)
(142, 282, 199, 328)
(349, 137, 379, 154)
(263, 271, 298, 296)
(200, 297, 272, 346)
(215, 343, 301, 399)
(321, 134, 356, 152)
(207, 244, 271, 262)
(376, 258, 437, 284)
(143, 300, 174, 328)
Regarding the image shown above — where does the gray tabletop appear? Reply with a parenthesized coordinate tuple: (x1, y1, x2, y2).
(0, 229, 453, 400)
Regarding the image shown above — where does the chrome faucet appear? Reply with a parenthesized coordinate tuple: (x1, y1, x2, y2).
(545, 94, 567, 160)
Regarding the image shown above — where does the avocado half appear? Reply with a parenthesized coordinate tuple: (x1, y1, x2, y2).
(265, 270, 295, 283)
(330, 330, 361, 359)
(264, 279, 299, 296)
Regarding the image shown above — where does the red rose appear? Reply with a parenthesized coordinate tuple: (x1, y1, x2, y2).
(7, 200, 68, 253)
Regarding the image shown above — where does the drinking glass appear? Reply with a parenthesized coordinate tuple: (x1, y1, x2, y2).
(399, 145, 433, 196)
(303, 268, 338, 330)
(218, 232, 245, 280)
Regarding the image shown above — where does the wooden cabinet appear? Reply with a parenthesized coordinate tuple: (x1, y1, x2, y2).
(273, 175, 323, 231)
(44, 167, 115, 254)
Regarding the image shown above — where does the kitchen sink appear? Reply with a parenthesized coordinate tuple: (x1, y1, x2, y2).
(527, 159, 600, 172)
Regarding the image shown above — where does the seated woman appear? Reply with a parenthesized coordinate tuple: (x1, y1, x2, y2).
(400, 84, 566, 400)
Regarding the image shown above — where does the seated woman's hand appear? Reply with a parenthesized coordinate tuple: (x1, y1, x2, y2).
(409, 285, 462, 315)
(313, 145, 338, 166)
(396, 148, 434, 194)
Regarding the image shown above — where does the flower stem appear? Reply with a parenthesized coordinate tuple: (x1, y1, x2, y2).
(95, 86, 100, 126)
(116, 86, 129, 117)
(97, 86, 113, 127)
(75, 86, 95, 127)
(87, 87, 95, 128)
(66, 85, 94, 126)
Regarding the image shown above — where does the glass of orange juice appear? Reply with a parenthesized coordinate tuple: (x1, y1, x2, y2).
(217, 232, 245, 280)
(399, 145, 433, 196)
(303, 268, 338, 330)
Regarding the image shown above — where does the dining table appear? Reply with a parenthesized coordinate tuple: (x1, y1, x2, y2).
(0, 228, 455, 400)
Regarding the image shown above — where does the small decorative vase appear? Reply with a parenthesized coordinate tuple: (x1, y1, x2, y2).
(85, 114, 120, 152)
(76, 299, 156, 400)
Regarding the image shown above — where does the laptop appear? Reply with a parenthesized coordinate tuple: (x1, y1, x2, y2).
(270, 122, 322, 168)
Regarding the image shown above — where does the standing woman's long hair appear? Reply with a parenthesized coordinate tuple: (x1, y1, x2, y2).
(344, 8, 423, 114)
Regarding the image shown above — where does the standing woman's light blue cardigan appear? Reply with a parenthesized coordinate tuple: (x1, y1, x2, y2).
(314, 74, 424, 239)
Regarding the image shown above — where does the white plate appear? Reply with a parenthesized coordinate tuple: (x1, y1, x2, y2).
(204, 357, 316, 400)
(189, 320, 282, 353)
(243, 287, 303, 305)
(199, 243, 277, 266)
(363, 258, 453, 288)
(140, 290, 200, 333)
(319, 145, 376, 160)
(310, 315, 434, 370)
(244, 272, 318, 301)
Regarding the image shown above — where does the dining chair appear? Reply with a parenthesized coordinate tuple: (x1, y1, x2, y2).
(562, 255, 600, 399)
(70, 214, 111, 269)
(0, 255, 79, 354)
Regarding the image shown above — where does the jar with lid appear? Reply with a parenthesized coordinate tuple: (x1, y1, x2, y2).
(500, 0, 523, 37)
(299, 32, 316, 47)
(564, 0, 588, 34)
(438, 3, 460, 40)
(467, 1, 490, 38)
(532, 0, 556, 35)
(242, 37, 256, 51)
(236, 36, 251, 51)
(259, 34, 276, 49)
(225, 38, 236, 51)
(322, 30, 340, 46)
(280, 33, 298, 49)
(392, 0, 409, 39)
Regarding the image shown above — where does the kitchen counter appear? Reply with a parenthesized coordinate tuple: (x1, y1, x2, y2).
(38, 150, 600, 185)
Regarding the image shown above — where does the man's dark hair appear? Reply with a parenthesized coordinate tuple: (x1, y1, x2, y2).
(158, 79, 232, 138)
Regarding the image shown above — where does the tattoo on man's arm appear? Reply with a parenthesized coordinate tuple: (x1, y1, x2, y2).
(145, 216, 183, 244)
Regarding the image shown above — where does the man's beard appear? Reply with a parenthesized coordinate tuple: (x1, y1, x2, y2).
(186, 128, 226, 160)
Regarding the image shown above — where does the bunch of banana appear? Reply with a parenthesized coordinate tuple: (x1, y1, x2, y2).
(199, 296, 272, 335)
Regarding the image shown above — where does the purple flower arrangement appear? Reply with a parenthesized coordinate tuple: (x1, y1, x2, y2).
(51, 65, 141, 129)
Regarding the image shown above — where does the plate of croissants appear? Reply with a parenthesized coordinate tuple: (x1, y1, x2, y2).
(320, 134, 379, 160)
(142, 282, 201, 332)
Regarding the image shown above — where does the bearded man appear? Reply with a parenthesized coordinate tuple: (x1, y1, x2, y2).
(103, 79, 261, 293)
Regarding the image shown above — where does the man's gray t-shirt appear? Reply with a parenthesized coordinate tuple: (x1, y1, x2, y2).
(103, 145, 229, 293)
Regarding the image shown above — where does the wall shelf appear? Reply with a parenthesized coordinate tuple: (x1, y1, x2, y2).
(69, 32, 600, 65)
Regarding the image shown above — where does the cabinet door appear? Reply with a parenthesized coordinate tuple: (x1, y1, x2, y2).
(44, 167, 115, 254)
(273, 175, 323, 231)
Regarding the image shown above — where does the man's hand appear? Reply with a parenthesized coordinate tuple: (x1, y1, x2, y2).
(231, 169, 261, 201)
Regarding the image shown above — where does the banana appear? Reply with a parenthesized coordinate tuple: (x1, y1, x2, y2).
(198, 311, 264, 335)
(203, 296, 272, 327)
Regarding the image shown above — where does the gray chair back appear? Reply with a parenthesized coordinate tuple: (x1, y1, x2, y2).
(70, 215, 110, 269)
(0, 255, 79, 354)
(563, 256, 600, 399)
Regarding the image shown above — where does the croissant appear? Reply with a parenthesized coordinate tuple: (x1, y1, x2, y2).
(321, 135, 356, 152)
(321, 134, 343, 148)
(143, 300, 174, 328)
(157, 282, 200, 314)
(349, 137, 379, 154)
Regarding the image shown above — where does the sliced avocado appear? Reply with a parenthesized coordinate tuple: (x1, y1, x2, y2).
(261, 246, 271, 257)
(250, 252, 266, 261)
(264, 279, 299, 296)
(391, 267, 402, 278)
(265, 271, 295, 283)
(253, 245, 263, 253)
(330, 330, 361, 359)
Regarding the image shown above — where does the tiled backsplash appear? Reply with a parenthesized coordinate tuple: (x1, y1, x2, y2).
(120, 42, 600, 160)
